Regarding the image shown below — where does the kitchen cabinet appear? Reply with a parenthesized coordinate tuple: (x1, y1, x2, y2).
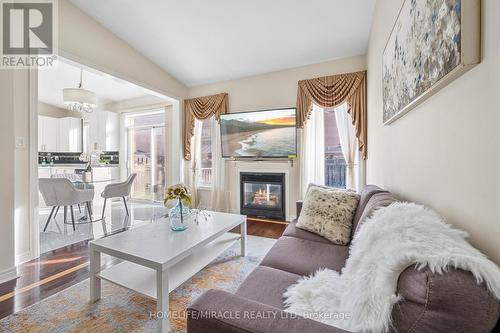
(86, 110, 119, 152)
(38, 167, 51, 178)
(110, 166, 120, 182)
(58, 117, 83, 152)
(38, 115, 82, 152)
(38, 116, 58, 152)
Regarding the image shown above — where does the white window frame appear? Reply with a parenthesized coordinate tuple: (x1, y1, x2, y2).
(195, 118, 213, 189)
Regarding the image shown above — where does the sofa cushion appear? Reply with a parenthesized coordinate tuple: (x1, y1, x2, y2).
(282, 220, 332, 244)
(236, 266, 301, 309)
(187, 289, 351, 333)
(297, 185, 360, 245)
(260, 236, 349, 276)
(350, 185, 387, 237)
(392, 266, 499, 333)
(353, 191, 398, 236)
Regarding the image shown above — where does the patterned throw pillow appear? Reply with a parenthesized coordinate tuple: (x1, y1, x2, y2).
(296, 185, 360, 245)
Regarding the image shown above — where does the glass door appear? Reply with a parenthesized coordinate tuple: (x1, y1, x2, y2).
(128, 127, 153, 201)
(153, 127, 166, 202)
(126, 110, 166, 202)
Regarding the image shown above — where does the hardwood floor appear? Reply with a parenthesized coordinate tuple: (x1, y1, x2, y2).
(234, 218, 287, 239)
(0, 240, 119, 320)
(0, 219, 286, 320)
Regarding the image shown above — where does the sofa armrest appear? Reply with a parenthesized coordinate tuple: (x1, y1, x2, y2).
(187, 289, 351, 333)
(296, 200, 303, 218)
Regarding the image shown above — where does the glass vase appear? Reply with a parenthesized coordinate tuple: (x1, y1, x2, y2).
(169, 199, 191, 231)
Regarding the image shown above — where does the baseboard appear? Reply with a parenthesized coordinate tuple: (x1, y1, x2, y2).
(0, 266, 19, 284)
(16, 251, 32, 265)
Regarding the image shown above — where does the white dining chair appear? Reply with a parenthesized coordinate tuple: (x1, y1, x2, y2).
(39, 178, 95, 231)
(101, 173, 137, 219)
(51, 173, 83, 213)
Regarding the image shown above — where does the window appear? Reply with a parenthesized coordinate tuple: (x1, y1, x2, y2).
(197, 118, 213, 187)
(125, 110, 166, 202)
(324, 108, 347, 188)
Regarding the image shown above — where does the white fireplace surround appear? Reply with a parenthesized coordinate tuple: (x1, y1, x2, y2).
(232, 161, 293, 221)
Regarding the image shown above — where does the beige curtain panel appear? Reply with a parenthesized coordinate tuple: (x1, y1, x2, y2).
(183, 93, 228, 160)
(296, 70, 367, 159)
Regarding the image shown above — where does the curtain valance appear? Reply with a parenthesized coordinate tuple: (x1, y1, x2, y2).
(183, 93, 228, 160)
(296, 71, 367, 159)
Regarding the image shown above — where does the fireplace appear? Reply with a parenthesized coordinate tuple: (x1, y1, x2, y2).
(240, 172, 285, 220)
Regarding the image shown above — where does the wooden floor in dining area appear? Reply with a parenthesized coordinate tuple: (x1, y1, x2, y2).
(0, 218, 286, 320)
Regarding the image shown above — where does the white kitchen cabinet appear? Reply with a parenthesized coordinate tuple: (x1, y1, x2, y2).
(39, 116, 82, 152)
(106, 111, 120, 151)
(91, 167, 114, 199)
(92, 167, 111, 181)
(38, 120, 43, 152)
(57, 117, 82, 152)
(38, 116, 58, 152)
(52, 167, 80, 176)
(110, 166, 120, 182)
(38, 167, 51, 178)
(87, 110, 120, 152)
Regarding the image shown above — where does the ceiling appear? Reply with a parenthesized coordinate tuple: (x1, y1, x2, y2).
(38, 60, 156, 109)
(70, 0, 375, 87)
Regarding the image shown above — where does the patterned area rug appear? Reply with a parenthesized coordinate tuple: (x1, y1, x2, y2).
(0, 235, 276, 333)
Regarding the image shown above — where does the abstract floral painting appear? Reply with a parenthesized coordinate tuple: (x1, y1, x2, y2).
(383, 0, 462, 123)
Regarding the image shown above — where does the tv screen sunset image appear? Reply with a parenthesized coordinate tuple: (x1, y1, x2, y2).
(220, 108, 297, 158)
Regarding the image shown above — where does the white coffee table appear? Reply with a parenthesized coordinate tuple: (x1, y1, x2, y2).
(88, 211, 247, 333)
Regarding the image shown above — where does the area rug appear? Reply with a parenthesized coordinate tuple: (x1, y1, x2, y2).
(0, 235, 275, 333)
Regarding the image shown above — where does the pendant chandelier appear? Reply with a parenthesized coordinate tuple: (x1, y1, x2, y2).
(63, 69, 97, 113)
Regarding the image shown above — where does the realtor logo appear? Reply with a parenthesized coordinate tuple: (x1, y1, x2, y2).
(1, 0, 57, 68)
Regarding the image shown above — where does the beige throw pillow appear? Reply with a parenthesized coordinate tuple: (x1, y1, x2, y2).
(296, 185, 360, 245)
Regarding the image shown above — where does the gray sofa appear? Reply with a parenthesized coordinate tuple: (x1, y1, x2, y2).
(187, 185, 500, 333)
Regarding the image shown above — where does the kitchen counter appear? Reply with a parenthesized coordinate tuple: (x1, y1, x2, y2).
(39, 164, 120, 168)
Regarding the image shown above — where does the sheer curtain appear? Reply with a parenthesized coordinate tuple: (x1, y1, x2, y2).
(299, 104, 325, 198)
(187, 119, 202, 207)
(209, 117, 227, 212)
(334, 103, 358, 190)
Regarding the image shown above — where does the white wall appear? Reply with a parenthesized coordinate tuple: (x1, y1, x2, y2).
(189, 55, 366, 111)
(13, 71, 33, 265)
(188, 55, 366, 218)
(4, 0, 188, 272)
(0, 70, 17, 281)
(366, 0, 500, 264)
(58, 0, 187, 100)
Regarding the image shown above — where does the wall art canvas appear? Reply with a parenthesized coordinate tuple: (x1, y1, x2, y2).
(383, 0, 480, 124)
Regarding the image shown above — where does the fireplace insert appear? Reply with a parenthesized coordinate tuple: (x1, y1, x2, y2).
(240, 172, 285, 220)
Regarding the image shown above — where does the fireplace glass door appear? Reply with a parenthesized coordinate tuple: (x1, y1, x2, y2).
(243, 182, 282, 210)
(240, 172, 285, 220)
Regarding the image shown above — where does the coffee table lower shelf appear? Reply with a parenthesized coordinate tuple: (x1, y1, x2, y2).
(96, 233, 240, 299)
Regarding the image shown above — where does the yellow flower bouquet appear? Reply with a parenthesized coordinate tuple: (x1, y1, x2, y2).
(164, 183, 192, 207)
(164, 184, 192, 230)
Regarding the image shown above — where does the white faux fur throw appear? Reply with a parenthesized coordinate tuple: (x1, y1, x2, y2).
(283, 202, 500, 333)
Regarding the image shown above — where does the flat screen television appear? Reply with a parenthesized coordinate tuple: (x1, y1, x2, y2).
(220, 108, 297, 158)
